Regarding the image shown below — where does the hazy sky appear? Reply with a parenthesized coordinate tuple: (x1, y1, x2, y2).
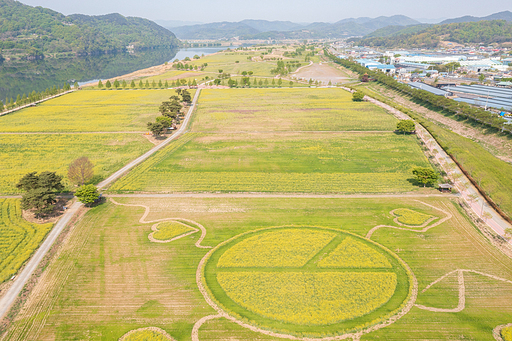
(18, 0, 512, 23)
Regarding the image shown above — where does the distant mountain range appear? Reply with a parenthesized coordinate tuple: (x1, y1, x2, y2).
(167, 15, 421, 40)
(166, 11, 512, 40)
(0, 0, 179, 58)
(440, 11, 512, 24)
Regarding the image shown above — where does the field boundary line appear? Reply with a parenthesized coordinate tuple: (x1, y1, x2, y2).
(105, 193, 455, 199)
(96, 88, 201, 190)
(366, 200, 452, 239)
(415, 269, 512, 313)
(109, 198, 211, 249)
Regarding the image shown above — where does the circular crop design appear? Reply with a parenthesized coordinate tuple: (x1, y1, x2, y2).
(202, 227, 414, 338)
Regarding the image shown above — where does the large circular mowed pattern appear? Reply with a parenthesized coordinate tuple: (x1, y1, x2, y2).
(202, 227, 413, 338)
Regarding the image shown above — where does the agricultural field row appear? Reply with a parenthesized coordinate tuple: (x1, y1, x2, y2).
(109, 132, 430, 194)
(191, 88, 398, 132)
(0, 90, 178, 132)
(216, 271, 397, 325)
(0, 133, 153, 194)
(0, 199, 53, 283)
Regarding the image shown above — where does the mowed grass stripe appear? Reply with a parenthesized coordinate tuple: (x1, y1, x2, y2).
(110, 132, 430, 193)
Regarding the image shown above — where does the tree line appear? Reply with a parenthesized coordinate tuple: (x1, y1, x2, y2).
(1, 82, 76, 112)
(325, 50, 510, 134)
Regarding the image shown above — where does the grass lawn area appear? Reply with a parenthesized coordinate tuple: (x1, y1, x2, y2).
(109, 131, 431, 193)
(0, 90, 175, 132)
(5, 196, 512, 340)
(191, 88, 398, 132)
(0, 133, 153, 193)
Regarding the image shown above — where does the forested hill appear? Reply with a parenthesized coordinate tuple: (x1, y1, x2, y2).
(354, 20, 512, 48)
(0, 0, 180, 59)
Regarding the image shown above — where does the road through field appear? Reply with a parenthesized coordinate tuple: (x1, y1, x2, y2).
(0, 89, 202, 321)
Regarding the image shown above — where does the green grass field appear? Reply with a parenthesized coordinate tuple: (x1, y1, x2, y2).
(191, 88, 398, 132)
(0, 133, 152, 193)
(109, 131, 430, 193)
(0, 90, 175, 132)
(4, 196, 512, 340)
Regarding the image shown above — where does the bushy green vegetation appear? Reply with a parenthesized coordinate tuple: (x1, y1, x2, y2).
(0, 0, 179, 58)
(0, 199, 53, 283)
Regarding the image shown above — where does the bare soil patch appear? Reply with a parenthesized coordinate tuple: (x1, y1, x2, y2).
(22, 197, 73, 224)
(292, 63, 352, 84)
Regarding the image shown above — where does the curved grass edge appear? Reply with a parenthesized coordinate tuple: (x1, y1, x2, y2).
(198, 225, 417, 339)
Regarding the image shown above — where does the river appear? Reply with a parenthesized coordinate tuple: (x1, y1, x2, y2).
(0, 46, 233, 102)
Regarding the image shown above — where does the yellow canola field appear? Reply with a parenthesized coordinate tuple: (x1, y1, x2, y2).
(393, 208, 434, 226)
(113, 171, 413, 194)
(0, 90, 174, 132)
(217, 271, 397, 325)
(218, 229, 336, 268)
(318, 237, 392, 268)
(502, 326, 512, 341)
(0, 199, 53, 283)
(153, 221, 195, 241)
(0, 133, 152, 194)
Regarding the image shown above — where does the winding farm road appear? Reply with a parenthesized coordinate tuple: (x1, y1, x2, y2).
(0, 89, 202, 320)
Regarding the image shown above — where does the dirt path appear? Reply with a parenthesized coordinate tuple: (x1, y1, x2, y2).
(291, 63, 353, 84)
(119, 327, 177, 341)
(415, 269, 512, 313)
(364, 84, 512, 163)
(0, 89, 203, 322)
(366, 200, 452, 239)
(109, 198, 211, 249)
(105, 193, 453, 199)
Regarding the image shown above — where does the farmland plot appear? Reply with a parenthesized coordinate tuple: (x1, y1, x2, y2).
(109, 132, 430, 193)
(0, 90, 176, 132)
(191, 88, 398, 132)
(0, 133, 152, 193)
(0, 199, 53, 284)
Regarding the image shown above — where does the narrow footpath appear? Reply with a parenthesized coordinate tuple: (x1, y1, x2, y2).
(0, 89, 201, 320)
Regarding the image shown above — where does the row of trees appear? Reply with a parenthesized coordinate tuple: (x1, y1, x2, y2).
(97, 78, 197, 90)
(1, 83, 77, 112)
(147, 89, 192, 136)
(325, 51, 510, 134)
(225, 78, 294, 88)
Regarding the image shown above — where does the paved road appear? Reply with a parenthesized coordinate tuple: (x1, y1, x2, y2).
(0, 201, 82, 319)
(0, 89, 202, 320)
(106, 193, 455, 199)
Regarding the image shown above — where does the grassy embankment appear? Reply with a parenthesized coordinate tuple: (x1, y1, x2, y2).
(353, 82, 512, 219)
